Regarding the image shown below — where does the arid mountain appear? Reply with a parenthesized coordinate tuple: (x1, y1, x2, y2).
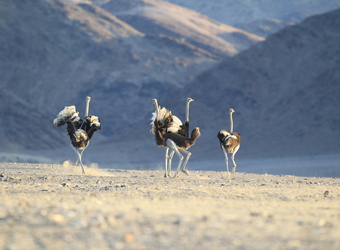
(99, 0, 264, 57)
(1, 0, 339, 165)
(0, 0, 221, 151)
(168, 8, 340, 159)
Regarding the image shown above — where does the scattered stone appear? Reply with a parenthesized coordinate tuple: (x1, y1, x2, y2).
(317, 219, 326, 227)
(18, 201, 29, 208)
(124, 233, 134, 242)
(324, 190, 330, 197)
(50, 214, 65, 224)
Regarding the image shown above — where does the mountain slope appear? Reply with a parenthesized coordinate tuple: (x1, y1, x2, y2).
(167, 8, 340, 159)
(100, 0, 264, 57)
(0, 0, 218, 150)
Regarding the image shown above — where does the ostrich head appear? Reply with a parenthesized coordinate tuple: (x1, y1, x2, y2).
(229, 108, 235, 114)
(187, 97, 194, 103)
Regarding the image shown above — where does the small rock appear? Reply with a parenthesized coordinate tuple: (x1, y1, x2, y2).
(50, 214, 65, 223)
(124, 233, 134, 242)
(317, 219, 326, 227)
(324, 191, 330, 197)
(18, 201, 30, 208)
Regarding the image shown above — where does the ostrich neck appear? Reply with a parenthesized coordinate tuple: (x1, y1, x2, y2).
(185, 100, 191, 125)
(154, 100, 159, 117)
(85, 97, 91, 117)
(230, 112, 234, 133)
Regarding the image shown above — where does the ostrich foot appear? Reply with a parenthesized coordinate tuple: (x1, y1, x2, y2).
(181, 169, 189, 176)
(170, 173, 180, 178)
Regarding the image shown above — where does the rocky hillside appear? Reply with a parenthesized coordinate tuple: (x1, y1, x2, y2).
(168, 8, 340, 159)
(0, 0, 221, 151)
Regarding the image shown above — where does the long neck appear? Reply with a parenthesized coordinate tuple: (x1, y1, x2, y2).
(154, 99, 159, 117)
(85, 96, 91, 116)
(185, 100, 191, 123)
(230, 111, 234, 133)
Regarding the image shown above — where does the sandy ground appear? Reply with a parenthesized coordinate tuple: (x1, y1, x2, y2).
(0, 163, 339, 250)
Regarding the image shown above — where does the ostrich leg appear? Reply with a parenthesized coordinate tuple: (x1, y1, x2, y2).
(72, 142, 89, 175)
(165, 140, 184, 178)
(72, 147, 86, 174)
(72, 147, 85, 168)
(180, 150, 191, 176)
(164, 148, 170, 178)
(231, 152, 237, 174)
(165, 150, 175, 178)
(222, 147, 232, 179)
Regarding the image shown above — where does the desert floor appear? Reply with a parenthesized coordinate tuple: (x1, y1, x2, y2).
(0, 162, 339, 250)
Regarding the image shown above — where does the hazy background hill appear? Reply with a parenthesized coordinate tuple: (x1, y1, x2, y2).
(0, 0, 339, 173)
(167, 0, 340, 36)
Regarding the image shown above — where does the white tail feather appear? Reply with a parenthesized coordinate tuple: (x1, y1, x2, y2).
(150, 106, 183, 134)
(53, 106, 80, 126)
(89, 115, 100, 127)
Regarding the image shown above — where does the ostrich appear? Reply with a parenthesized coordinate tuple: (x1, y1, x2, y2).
(217, 108, 241, 178)
(162, 98, 194, 176)
(53, 96, 101, 174)
(151, 98, 198, 177)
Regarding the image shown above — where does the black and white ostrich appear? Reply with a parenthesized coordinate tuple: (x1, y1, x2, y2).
(53, 96, 101, 174)
(151, 98, 200, 177)
(217, 108, 241, 178)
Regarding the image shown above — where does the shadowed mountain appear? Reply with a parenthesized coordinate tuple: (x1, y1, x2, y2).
(166, 8, 340, 160)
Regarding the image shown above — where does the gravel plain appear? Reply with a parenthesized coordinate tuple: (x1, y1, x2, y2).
(0, 162, 339, 250)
